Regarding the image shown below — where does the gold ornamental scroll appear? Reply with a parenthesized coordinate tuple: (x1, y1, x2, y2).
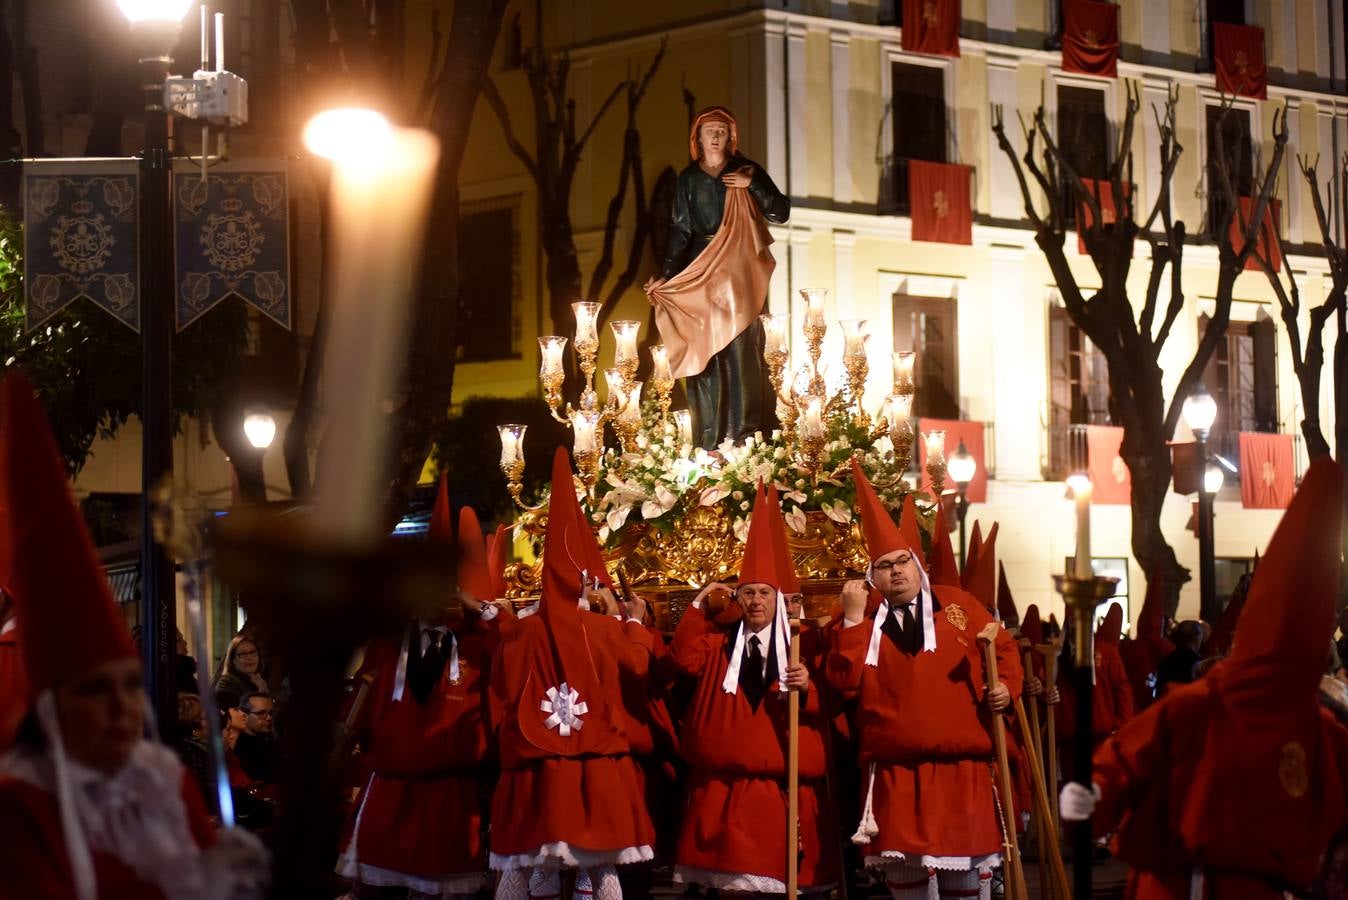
(650, 186, 776, 379)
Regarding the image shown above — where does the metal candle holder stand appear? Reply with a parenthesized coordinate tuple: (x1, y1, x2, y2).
(1051, 572, 1119, 900)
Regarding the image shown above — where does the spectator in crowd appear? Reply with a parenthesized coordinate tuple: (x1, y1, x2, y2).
(213, 635, 268, 712)
(175, 629, 199, 697)
(227, 692, 280, 832)
(174, 692, 215, 816)
(1154, 620, 1204, 697)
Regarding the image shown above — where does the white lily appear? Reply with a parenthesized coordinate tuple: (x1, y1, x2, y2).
(699, 485, 731, 506)
(785, 505, 808, 534)
(606, 504, 632, 532)
(732, 515, 750, 543)
(823, 499, 852, 524)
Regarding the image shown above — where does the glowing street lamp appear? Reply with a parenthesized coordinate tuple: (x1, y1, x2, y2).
(1183, 384, 1220, 621)
(243, 413, 277, 451)
(948, 440, 977, 569)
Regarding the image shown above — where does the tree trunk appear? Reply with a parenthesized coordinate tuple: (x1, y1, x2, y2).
(543, 205, 584, 335)
(385, 0, 510, 520)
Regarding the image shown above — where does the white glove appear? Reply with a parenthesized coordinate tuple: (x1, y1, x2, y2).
(1059, 782, 1101, 822)
(198, 827, 271, 900)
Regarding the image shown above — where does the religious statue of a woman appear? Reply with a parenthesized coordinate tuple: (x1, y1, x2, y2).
(644, 106, 790, 450)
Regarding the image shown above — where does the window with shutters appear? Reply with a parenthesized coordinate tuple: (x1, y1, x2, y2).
(892, 293, 959, 419)
(457, 198, 520, 362)
(1205, 104, 1253, 239)
(1200, 314, 1277, 436)
(889, 62, 948, 215)
(1057, 85, 1110, 228)
(1047, 304, 1110, 427)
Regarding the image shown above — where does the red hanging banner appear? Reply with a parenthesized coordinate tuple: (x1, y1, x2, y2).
(1238, 432, 1294, 509)
(917, 418, 987, 502)
(1213, 23, 1267, 99)
(1229, 197, 1282, 272)
(909, 160, 973, 245)
(1086, 424, 1131, 504)
(1170, 441, 1201, 495)
(1077, 178, 1132, 254)
(902, 0, 961, 57)
(1062, 0, 1119, 78)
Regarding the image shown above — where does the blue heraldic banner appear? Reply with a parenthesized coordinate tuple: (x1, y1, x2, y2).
(23, 160, 140, 332)
(174, 162, 291, 331)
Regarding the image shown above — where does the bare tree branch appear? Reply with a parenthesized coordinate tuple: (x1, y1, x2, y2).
(481, 75, 543, 185)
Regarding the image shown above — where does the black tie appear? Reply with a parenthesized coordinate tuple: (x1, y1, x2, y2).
(882, 603, 920, 655)
(410, 628, 446, 704)
(740, 634, 767, 710)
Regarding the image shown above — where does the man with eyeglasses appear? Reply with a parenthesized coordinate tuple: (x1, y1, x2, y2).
(667, 483, 839, 897)
(826, 459, 1022, 900)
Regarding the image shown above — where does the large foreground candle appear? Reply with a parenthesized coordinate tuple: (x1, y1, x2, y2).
(1067, 474, 1093, 579)
(307, 112, 439, 544)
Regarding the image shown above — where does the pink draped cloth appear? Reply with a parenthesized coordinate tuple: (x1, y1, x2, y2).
(650, 187, 775, 379)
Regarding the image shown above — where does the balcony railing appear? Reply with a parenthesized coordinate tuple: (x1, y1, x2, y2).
(1045, 424, 1305, 488)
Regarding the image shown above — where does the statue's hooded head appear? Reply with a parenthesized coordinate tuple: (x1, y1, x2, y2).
(689, 106, 739, 160)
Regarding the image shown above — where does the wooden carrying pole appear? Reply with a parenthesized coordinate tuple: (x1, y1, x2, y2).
(787, 618, 801, 898)
(977, 623, 1029, 900)
(1036, 639, 1063, 841)
(1013, 694, 1072, 899)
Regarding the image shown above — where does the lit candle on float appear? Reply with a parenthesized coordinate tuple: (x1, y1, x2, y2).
(604, 367, 626, 408)
(304, 110, 440, 544)
(538, 336, 566, 377)
(924, 430, 946, 469)
(572, 409, 600, 454)
(761, 313, 788, 354)
(674, 410, 693, 445)
(498, 424, 526, 468)
(893, 351, 916, 392)
(611, 320, 641, 368)
(840, 319, 868, 359)
(650, 344, 673, 382)
(573, 301, 600, 350)
(801, 289, 827, 329)
(620, 382, 644, 424)
(801, 395, 825, 440)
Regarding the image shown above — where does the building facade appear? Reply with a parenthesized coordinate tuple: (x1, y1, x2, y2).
(451, 0, 1348, 626)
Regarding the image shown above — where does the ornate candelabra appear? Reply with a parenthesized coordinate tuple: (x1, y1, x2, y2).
(574, 301, 601, 411)
(649, 344, 675, 421)
(923, 429, 948, 498)
(498, 423, 527, 508)
(801, 289, 828, 397)
(840, 319, 870, 430)
(571, 409, 602, 496)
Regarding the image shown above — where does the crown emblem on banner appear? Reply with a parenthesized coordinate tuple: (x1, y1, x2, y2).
(1261, 460, 1277, 488)
(922, 2, 939, 26)
(932, 190, 949, 219)
(1234, 50, 1250, 75)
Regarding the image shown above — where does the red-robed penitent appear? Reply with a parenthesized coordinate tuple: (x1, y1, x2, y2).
(670, 483, 840, 893)
(0, 372, 244, 900)
(1091, 457, 1348, 899)
(827, 460, 1023, 872)
(336, 481, 504, 896)
(487, 448, 654, 871)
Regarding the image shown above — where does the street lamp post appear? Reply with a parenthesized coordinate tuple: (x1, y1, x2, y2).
(948, 439, 977, 569)
(118, 0, 194, 735)
(1183, 385, 1220, 623)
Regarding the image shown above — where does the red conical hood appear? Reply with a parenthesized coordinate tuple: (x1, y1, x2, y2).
(429, 475, 451, 540)
(851, 457, 910, 562)
(898, 493, 927, 570)
(0, 372, 136, 697)
(1021, 604, 1043, 645)
(965, 521, 999, 613)
(928, 499, 960, 588)
(486, 524, 509, 600)
(738, 482, 780, 589)
(456, 506, 494, 604)
(1098, 602, 1123, 646)
(516, 449, 620, 756)
(766, 485, 801, 595)
(962, 520, 985, 590)
(1224, 456, 1343, 693)
(996, 561, 1019, 626)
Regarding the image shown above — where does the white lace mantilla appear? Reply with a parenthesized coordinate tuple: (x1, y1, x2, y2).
(488, 841, 653, 871)
(865, 851, 1002, 873)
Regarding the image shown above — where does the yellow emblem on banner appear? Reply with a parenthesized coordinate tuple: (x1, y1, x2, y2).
(945, 603, 968, 632)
